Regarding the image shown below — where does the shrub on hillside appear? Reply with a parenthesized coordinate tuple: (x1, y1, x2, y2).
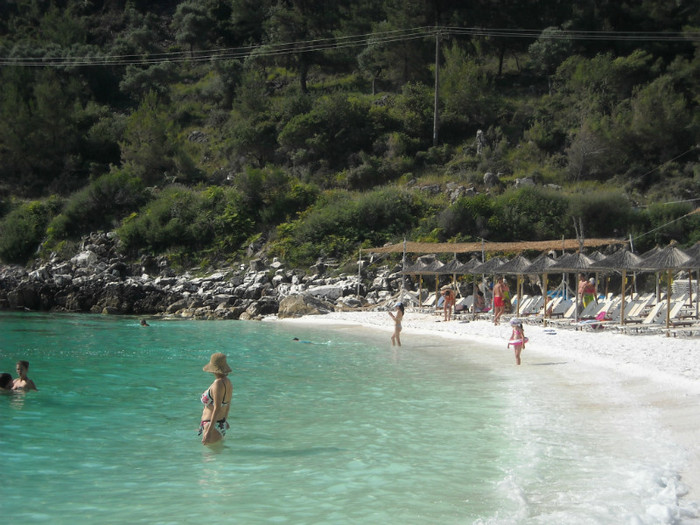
(640, 201, 698, 248)
(0, 197, 62, 264)
(567, 189, 638, 239)
(47, 169, 147, 242)
(232, 166, 318, 225)
(277, 93, 378, 171)
(271, 187, 428, 266)
(118, 186, 254, 256)
(491, 186, 571, 241)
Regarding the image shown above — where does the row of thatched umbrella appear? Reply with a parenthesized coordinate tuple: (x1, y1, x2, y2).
(401, 242, 700, 328)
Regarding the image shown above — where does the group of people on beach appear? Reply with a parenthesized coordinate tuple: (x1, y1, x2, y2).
(1, 360, 38, 392)
(387, 275, 526, 365)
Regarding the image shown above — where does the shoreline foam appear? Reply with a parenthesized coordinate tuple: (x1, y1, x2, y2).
(274, 309, 700, 514)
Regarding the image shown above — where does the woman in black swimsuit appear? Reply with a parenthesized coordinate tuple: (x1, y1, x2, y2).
(199, 353, 233, 445)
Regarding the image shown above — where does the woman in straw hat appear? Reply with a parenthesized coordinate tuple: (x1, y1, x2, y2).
(199, 353, 233, 445)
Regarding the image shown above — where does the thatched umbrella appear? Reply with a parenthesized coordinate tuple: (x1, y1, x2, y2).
(497, 255, 532, 316)
(460, 255, 486, 307)
(548, 252, 597, 323)
(590, 248, 644, 326)
(462, 255, 484, 272)
(421, 259, 447, 305)
(683, 242, 700, 318)
(441, 258, 468, 294)
(401, 257, 430, 304)
(522, 253, 559, 325)
(633, 243, 692, 330)
(640, 245, 664, 301)
(472, 256, 508, 312)
(586, 250, 608, 295)
(472, 256, 507, 275)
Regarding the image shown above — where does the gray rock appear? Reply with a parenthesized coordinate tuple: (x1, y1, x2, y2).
(514, 177, 535, 188)
(71, 251, 98, 268)
(306, 284, 344, 301)
(483, 172, 500, 187)
(278, 294, 334, 318)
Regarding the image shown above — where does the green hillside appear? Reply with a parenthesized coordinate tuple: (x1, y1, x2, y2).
(1, 1, 699, 269)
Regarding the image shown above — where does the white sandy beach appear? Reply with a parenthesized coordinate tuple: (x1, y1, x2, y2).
(277, 309, 700, 517)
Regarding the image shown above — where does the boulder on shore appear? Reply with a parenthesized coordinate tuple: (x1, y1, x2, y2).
(278, 294, 334, 318)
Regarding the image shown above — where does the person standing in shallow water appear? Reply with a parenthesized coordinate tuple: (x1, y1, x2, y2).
(12, 360, 37, 391)
(389, 302, 404, 346)
(199, 353, 233, 445)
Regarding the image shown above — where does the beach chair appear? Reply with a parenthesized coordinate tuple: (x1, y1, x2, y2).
(512, 295, 532, 315)
(521, 296, 544, 317)
(548, 299, 578, 327)
(576, 309, 614, 331)
(421, 293, 437, 307)
(454, 296, 472, 319)
(549, 298, 573, 317)
(579, 299, 604, 319)
(667, 299, 696, 327)
(637, 303, 667, 331)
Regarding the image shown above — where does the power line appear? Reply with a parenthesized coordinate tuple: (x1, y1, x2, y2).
(1, 25, 698, 67)
(632, 208, 699, 242)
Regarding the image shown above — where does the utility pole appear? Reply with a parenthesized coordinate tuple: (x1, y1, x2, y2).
(433, 29, 440, 147)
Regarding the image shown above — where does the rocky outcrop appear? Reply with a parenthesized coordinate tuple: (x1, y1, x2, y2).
(278, 294, 334, 318)
(0, 232, 408, 321)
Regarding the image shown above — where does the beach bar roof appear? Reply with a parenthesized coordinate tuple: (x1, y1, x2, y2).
(361, 238, 627, 255)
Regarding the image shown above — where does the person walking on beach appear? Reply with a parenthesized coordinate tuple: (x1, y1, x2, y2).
(389, 302, 404, 346)
(442, 288, 455, 321)
(583, 278, 596, 308)
(508, 319, 527, 365)
(12, 360, 37, 391)
(199, 353, 233, 445)
(493, 277, 505, 325)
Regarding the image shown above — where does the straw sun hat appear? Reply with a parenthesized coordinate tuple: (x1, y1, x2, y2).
(203, 352, 232, 375)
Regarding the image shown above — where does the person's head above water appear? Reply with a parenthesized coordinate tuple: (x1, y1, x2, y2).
(0, 372, 12, 390)
(16, 360, 29, 378)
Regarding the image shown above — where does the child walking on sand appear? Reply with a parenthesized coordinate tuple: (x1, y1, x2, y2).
(508, 319, 527, 365)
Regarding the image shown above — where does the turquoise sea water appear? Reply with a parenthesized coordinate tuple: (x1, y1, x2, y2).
(0, 312, 696, 524)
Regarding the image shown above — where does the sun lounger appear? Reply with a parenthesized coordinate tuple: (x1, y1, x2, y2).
(520, 296, 544, 316)
(421, 293, 437, 307)
(579, 299, 604, 319)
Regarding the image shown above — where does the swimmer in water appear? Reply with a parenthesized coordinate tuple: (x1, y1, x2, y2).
(12, 360, 37, 391)
(0, 372, 13, 391)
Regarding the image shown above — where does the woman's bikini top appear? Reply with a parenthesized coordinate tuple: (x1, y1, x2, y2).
(201, 381, 229, 407)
